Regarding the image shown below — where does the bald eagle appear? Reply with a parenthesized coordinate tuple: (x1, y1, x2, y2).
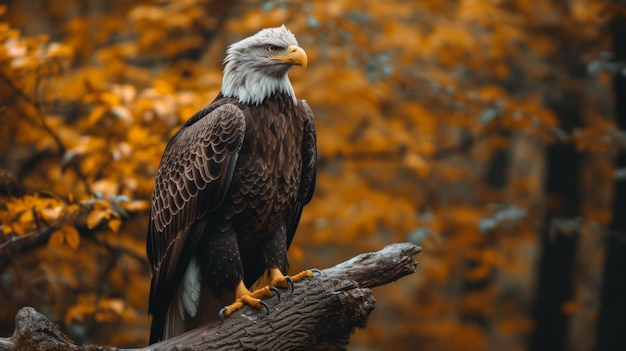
(146, 25, 317, 343)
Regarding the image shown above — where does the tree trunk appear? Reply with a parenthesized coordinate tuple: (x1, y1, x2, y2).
(529, 87, 582, 351)
(0, 242, 421, 351)
(596, 12, 626, 351)
(485, 135, 543, 351)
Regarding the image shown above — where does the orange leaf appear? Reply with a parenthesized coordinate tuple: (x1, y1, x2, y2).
(404, 152, 431, 177)
(90, 179, 119, 197)
(102, 298, 125, 314)
(48, 230, 65, 248)
(87, 209, 106, 229)
(108, 218, 122, 233)
(41, 206, 63, 221)
(100, 91, 121, 106)
(92, 200, 112, 211)
(19, 210, 33, 224)
(86, 105, 109, 125)
(153, 79, 173, 95)
(63, 224, 80, 249)
(121, 200, 150, 212)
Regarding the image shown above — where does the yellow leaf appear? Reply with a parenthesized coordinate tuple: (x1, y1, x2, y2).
(13, 223, 27, 236)
(127, 125, 148, 141)
(45, 42, 73, 59)
(63, 224, 80, 249)
(404, 153, 431, 177)
(86, 105, 109, 125)
(41, 206, 63, 221)
(48, 230, 65, 248)
(102, 298, 125, 314)
(154, 79, 173, 95)
(110, 105, 133, 123)
(108, 218, 121, 233)
(100, 91, 121, 106)
(90, 179, 119, 197)
(92, 200, 111, 211)
(19, 210, 33, 224)
(121, 200, 150, 212)
(87, 209, 106, 229)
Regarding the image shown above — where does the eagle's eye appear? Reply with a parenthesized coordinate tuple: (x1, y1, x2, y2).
(265, 44, 278, 52)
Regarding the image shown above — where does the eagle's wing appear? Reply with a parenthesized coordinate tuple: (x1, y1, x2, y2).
(146, 103, 246, 324)
(286, 100, 317, 248)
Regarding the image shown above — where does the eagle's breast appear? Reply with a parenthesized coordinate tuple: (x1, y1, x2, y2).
(222, 94, 304, 242)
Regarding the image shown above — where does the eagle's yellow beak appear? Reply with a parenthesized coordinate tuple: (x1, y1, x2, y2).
(268, 45, 308, 68)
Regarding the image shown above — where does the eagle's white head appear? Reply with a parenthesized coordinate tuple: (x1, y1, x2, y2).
(221, 25, 307, 106)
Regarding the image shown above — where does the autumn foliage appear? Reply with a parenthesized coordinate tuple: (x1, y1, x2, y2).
(1, 1, 625, 350)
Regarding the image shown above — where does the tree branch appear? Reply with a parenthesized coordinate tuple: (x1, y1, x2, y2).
(0, 242, 421, 351)
(0, 216, 66, 273)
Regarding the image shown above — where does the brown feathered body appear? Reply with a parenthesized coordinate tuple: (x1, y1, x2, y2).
(146, 92, 316, 343)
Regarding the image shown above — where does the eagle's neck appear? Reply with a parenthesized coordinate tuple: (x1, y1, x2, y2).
(221, 60, 297, 106)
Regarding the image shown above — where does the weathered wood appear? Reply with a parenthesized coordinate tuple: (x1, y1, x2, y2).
(0, 242, 421, 351)
(322, 241, 420, 288)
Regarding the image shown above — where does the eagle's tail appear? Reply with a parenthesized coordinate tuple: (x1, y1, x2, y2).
(148, 285, 187, 344)
(148, 309, 166, 344)
(151, 285, 234, 343)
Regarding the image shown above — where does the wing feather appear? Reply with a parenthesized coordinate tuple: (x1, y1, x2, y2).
(147, 103, 246, 320)
(286, 100, 317, 248)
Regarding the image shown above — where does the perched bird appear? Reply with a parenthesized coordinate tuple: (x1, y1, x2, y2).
(146, 25, 317, 344)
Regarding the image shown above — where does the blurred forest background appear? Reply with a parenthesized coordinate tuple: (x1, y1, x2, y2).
(1, 0, 626, 350)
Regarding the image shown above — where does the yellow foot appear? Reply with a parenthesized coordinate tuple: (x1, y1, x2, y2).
(269, 267, 314, 291)
(219, 269, 317, 321)
(219, 281, 275, 320)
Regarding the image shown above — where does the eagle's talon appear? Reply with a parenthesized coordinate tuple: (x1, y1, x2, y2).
(260, 300, 270, 314)
(269, 286, 281, 301)
(311, 268, 325, 277)
(219, 307, 228, 322)
(285, 276, 294, 294)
